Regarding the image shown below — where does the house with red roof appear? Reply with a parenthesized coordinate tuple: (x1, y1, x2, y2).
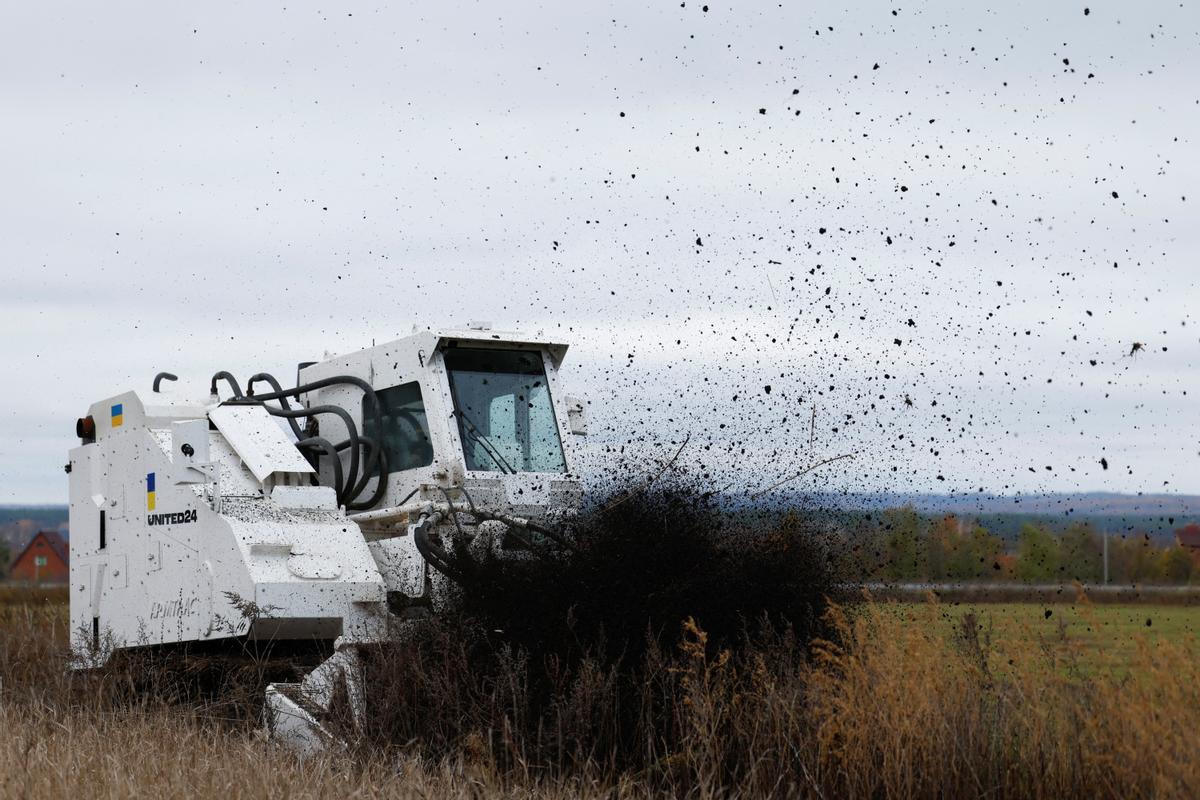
(8, 530, 69, 584)
(1175, 523, 1200, 551)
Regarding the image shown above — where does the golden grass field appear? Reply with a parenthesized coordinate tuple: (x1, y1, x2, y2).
(2, 586, 1199, 798)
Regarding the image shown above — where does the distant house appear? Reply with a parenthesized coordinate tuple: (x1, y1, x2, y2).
(1175, 523, 1200, 550)
(1171, 525, 1200, 551)
(9, 530, 69, 585)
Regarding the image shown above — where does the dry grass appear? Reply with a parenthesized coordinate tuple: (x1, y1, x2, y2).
(0, 705, 643, 800)
(0, 585, 68, 608)
(804, 599, 1200, 797)
(3, 588, 1200, 798)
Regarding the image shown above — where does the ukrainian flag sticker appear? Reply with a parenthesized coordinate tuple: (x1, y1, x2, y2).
(146, 472, 156, 511)
(111, 403, 124, 428)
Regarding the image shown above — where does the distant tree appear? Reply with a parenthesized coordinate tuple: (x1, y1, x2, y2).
(843, 512, 898, 580)
(1157, 546, 1193, 584)
(882, 506, 924, 581)
(949, 525, 1005, 580)
(0, 541, 7, 578)
(925, 515, 961, 581)
(1016, 523, 1060, 582)
(1059, 522, 1103, 583)
(992, 552, 1018, 580)
(1109, 533, 1160, 584)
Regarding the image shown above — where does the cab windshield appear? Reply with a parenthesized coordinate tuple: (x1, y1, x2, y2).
(444, 347, 567, 473)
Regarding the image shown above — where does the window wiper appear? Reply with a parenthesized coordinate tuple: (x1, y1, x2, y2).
(453, 409, 516, 474)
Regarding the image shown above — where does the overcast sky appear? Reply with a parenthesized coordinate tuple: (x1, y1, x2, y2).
(2, 1, 1198, 503)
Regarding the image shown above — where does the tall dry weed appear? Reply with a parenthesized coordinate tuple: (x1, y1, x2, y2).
(4, 581, 1200, 797)
(801, 596, 1200, 799)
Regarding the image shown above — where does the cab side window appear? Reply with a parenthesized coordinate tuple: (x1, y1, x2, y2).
(364, 382, 434, 472)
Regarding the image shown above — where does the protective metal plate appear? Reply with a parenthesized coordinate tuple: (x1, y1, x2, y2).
(209, 405, 314, 484)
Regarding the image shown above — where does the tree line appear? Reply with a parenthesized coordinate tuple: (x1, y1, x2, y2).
(843, 507, 1200, 585)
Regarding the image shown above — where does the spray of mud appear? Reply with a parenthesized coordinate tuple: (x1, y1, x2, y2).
(461, 485, 849, 660)
(355, 481, 856, 769)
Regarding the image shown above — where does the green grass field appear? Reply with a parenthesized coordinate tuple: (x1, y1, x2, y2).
(5, 583, 1198, 676)
(6, 584, 1196, 670)
(891, 599, 1200, 674)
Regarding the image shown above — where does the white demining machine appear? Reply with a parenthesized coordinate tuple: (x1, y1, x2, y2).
(67, 324, 588, 751)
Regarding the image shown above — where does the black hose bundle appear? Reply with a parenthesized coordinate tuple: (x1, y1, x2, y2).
(244, 373, 303, 438)
(204, 370, 390, 510)
(248, 374, 387, 510)
(261, 404, 362, 506)
(294, 437, 343, 499)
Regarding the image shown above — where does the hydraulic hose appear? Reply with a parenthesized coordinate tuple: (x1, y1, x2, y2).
(295, 436, 345, 504)
(358, 446, 389, 510)
(264, 405, 360, 503)
(249, 375, 386, 509)
(341, 407, 421, 504)
(328, 435, 389, 510)
(209, 371, 243, 399)
(245, 372, 303, 439)
(412, 515, 471, 584)
(207, 371, 389, 510)
(248, 375, 383, 446)
(331, 435, 381, 506)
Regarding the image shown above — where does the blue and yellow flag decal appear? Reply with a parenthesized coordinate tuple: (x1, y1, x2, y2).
(111, 403, 124, 428)
(146, 472, 156, 511)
